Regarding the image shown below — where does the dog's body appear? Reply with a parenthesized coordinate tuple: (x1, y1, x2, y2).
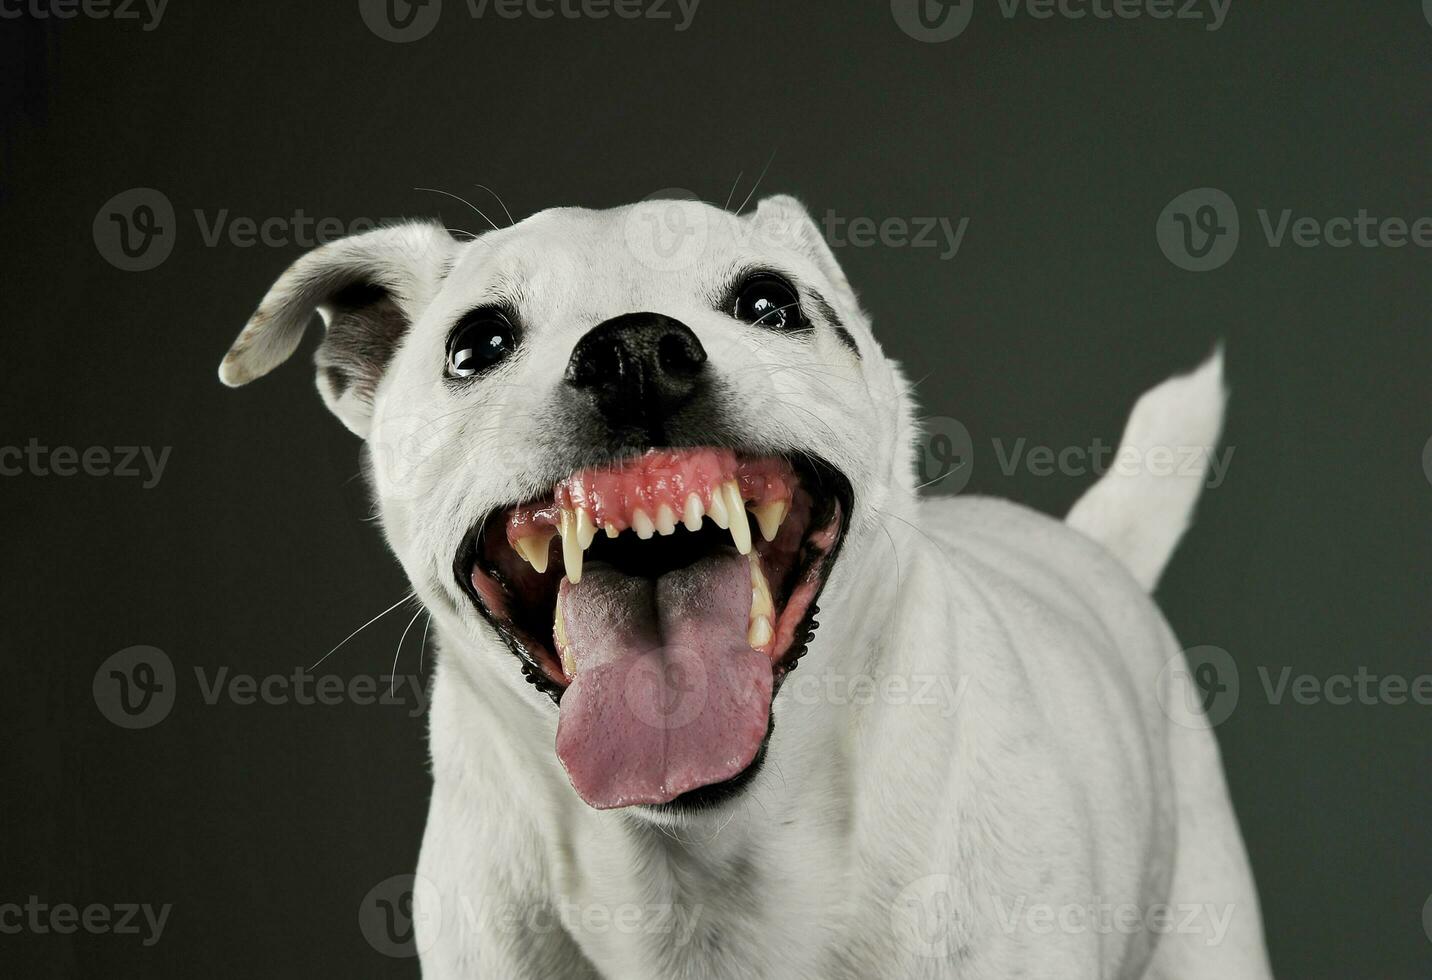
(222, 197, 1271, 978)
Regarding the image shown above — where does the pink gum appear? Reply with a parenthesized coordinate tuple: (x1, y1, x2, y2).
(505, 449, 796, 545)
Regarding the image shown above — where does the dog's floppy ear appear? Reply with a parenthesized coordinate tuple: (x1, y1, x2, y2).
(749, 195, 856, 309)
(218, 220, 457, 437)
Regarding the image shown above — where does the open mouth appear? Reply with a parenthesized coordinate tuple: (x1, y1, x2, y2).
(455, 448, 851, 809)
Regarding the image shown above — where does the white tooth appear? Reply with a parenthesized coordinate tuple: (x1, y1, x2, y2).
(555, 598, 576, 676)
(751, 500, 789, 543)
(632, 508, 656, 540)
(655, 504, 678, 536)
(554, 595, 569, 649)
(682, 492, 704, 531)
(514, 532, 553, 574)
(724, 482, 752, 555)
(604, 523, 619, 539)
(576, 508, 597, 550)
(749, 557, 773, 618)
(747, 614, 773, 649)
(560, 508, 583, 584)
(706, 487, 730, 529)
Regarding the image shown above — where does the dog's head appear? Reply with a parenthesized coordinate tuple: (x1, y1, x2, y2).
(221, 196, 915, 810)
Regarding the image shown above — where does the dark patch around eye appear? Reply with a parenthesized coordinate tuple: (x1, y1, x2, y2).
(806, 290, 861, 359)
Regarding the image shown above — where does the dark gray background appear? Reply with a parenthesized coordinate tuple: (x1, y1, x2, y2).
(4, 1, 1430, 976)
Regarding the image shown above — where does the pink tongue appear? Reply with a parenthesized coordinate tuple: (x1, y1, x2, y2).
(555, 552, 773, 809)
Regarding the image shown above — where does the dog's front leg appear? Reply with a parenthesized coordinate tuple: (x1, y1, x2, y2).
(415, 881, 601, 980)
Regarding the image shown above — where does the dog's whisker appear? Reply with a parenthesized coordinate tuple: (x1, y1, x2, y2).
(309, 592, 417, 671)
(390, 606, 426, 697)
(472, 183, 516, 227)
(418, 612, 433, 672)
(723, 170, 745, 213)
(414, 185, 501, 233)
(735, 148, 777, 215)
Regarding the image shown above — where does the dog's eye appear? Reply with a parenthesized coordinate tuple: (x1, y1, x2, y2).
(447, 309, 517, 378)
(732, 273, 807, 331)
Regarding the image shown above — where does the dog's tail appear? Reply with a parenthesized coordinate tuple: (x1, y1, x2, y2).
(1066, 348, 1227, 591)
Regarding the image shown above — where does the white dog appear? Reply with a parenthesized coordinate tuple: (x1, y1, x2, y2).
(220, 196, 1272, 978)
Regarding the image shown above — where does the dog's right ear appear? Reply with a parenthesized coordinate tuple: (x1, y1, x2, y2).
(218, 220, 458, 437)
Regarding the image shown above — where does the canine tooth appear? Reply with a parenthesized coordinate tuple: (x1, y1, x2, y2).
(632, 508, 656, 540)
(514, 532, 553, 574)
(555, 599, 576, 675)
(560, 508, 584, 584)
(706, 487, 730, 529)
(751, 500, 789, 543)
(604, 523, 619, 538)
(655, 504, 678, 536)
(682, 493, 704, 531)
(749, 558, 773, 618)
(554, 596, 569, 648)
(723, 482, 752, 555)
(576, 508, 597, 550)
(748, 614, 773, 649)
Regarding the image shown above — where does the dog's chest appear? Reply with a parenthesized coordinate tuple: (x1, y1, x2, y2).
(559, 817, 860, 980)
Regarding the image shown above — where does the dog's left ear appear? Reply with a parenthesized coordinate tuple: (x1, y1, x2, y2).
(218, 220, 457, 437)
(749, 195, 857, 310)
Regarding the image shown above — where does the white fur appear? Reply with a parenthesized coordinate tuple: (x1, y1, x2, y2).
(222, 197, 1271, 978)
(1067, 349, 1227, 589)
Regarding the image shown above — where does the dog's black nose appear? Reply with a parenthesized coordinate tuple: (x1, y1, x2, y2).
(565, 313, 708, 434)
